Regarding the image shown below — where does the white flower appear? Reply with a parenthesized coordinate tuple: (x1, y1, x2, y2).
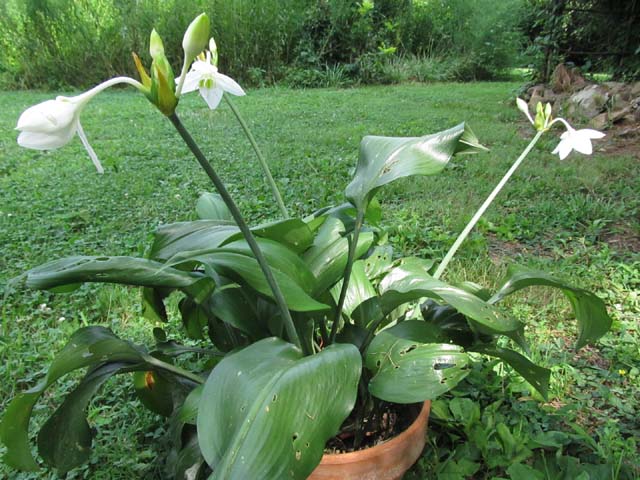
(15, 76, 143, 173)
(177, 51, 245, 109)
(551, 127, 605, 160)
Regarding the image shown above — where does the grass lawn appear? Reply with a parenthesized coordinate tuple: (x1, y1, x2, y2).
(1, 83, 638, 479)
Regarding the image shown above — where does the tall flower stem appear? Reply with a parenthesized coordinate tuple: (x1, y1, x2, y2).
(433, 130, 545, 280)
(329, 208, 365, 344)
(168, 113, 302, 350)
(224, 95, 289, 218)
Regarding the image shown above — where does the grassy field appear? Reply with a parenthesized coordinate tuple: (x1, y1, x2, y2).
(1, 83, 638, 479)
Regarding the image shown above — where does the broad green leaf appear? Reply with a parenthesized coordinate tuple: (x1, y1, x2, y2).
(196, 192, 233, 221)
(363, 245, 394, 280)
(250, 218, 315, 254)
(304, 217, 375, 295)
(133, 369, 176, 417)
(178, 249, 328, 312)
(471, 345, 551, 399)
(23, 256, 213, 301)
(346, 123, 486, 209)
(208, 285, 269, 339)
(330, 260, 376, 318)
(353, 261, 523, 336)
(179, 297, 209, 340)
(0, 327, 145, 471)
(38, 363, 131, 471)
(490, 266, 612, 348)
(365, 321, 470, 403)
(197, 338, 361, 480)
(150, 221, 238, 262)
(141, 287, 171, 322)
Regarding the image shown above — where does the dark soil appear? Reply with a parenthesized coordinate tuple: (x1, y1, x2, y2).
(324, 402, 421, 454)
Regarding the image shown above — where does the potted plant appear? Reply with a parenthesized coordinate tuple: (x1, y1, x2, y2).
(1, 14, 612, 480)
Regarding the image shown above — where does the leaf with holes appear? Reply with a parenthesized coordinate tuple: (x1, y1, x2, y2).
(197, 338, 361, 480)
(365, 321, 470, 403)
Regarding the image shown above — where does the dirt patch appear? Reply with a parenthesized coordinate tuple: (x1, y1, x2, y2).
(599, 222, 640, 253)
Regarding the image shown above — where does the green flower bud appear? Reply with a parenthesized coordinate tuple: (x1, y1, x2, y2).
(149, 29, 165, 60)
(183, 13, 210, 62)
(209, 37, 218, 67)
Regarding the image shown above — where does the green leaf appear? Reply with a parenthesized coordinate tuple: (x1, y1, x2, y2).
(472, 345, 551, 400)
(304, 217, 375, 295)
(0, 327, 145, 471)
(330, 260, 376, 318)
(365, 322, 470, 403)
(354, 261, 523, 336)
(490, 266, 613, 348)
(197, 338, 361, 480)
(38, 362, 131, 472)
(133, 369, 176, 417)
(196, 192, 233, 221)
(150, 221, 238, 262)
(250, 218, 315, 254)
(23, 256, 213, 300)
(346, 123, 486, 209)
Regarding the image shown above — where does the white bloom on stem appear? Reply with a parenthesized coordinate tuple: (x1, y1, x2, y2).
(516, 98, 605, 161)
(15, 76, 143, 173)
(551, 126, 605, 160)
(177, 49, 245, 110)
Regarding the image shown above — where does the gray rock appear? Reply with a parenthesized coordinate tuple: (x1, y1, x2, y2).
(589, 112, 609, 130)
(568, 85, 609, 119)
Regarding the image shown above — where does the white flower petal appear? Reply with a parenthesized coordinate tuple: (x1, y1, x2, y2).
(553, 139, 573, 160)
(215, 73, 245, 96)
(200, 86, 224, 109)
(572, 133, 593, 155)
(16, 99, 77, 133)
(581, 129, 605, 140)
(18, 123, 77, 150)
(180, 71, 202, 94)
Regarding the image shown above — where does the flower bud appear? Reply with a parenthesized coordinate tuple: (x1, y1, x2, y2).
(209, 37, 218, 67)
(183, 13, 210, 62)
(149, 29, 165, 60)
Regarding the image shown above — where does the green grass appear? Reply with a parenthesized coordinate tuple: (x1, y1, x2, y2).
(1, 83, 638, 479)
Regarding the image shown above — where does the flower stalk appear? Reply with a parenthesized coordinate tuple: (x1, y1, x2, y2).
(167, 112, 302, 350)
(433, 130, 545, 279)
(225, 95, 289, 218)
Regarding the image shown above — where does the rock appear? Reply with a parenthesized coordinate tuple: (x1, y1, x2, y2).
(551, 63, 586, 92)
(630, 81, 640, 97)
(610, 92, 630, 111)
(590, 112, 609, 130)
(609, 107, 631, 123)
(568, 85, 609, 119)
(552, 64, 572, 92)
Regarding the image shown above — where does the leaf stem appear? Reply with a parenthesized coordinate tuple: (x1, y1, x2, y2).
(433, 130, 545, 280)
(330, 209, 365, 343)
(168, 113, 302, 350)
(224, 95, 289, 218)
(145, 355, 204, 385)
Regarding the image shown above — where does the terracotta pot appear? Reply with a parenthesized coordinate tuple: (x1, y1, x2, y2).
(308, 401, 431, 480)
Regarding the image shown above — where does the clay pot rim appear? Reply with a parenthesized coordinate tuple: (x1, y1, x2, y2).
(318, 401, 431, 465)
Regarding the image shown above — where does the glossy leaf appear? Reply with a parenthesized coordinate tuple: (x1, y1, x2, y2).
(490, 266, 612, 348)
(23, 256, 214, 301)
(0, 327, 145, 470)
(150, 221, 238, 262)
(196, 192, 233, 221)
(365, 321, 470, 403)
(197, 338, 361, 480)
(304, 217, 375, 295)
(133, 369, 176, 417)
(38, 362, 131, 472)
(330, 260, 376, 318)
(471, 345, 551, 399)
(371, 261, 523, 335)
(346, 123, 485, 209)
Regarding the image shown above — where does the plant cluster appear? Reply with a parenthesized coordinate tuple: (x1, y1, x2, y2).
(0, 0, 527, 90)
(1, 12, 614, 480)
